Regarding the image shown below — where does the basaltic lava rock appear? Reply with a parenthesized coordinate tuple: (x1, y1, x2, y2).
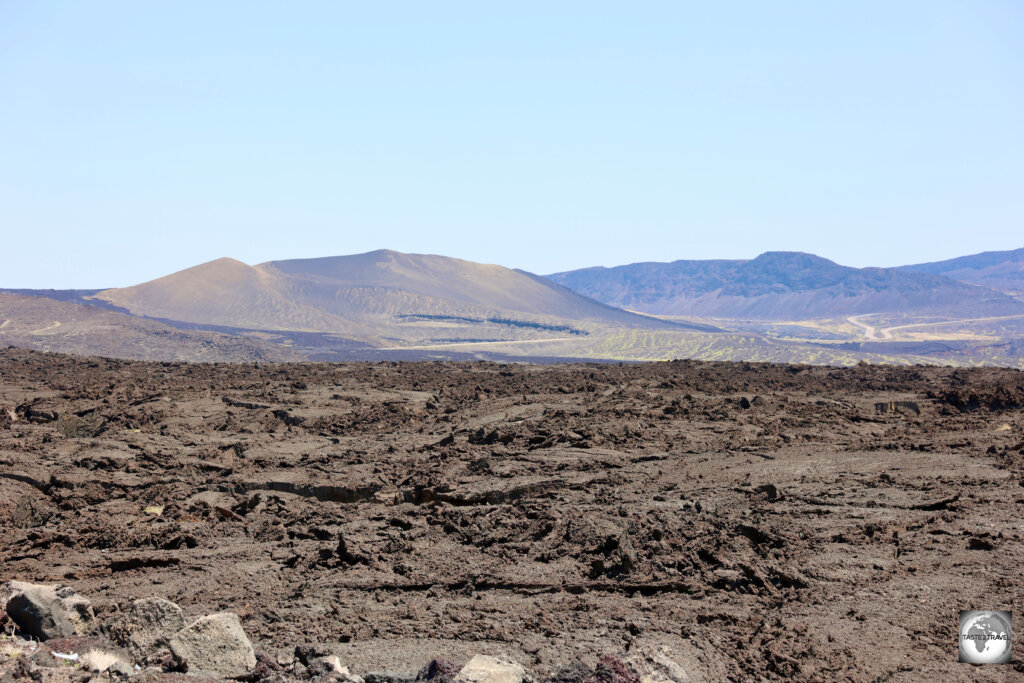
(1, 349, 1022, 681)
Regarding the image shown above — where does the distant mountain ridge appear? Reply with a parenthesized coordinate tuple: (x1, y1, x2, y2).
(547, 251, 1024, 319)
(898, 247, 1024, 296)
(3, 246, 1023, 367)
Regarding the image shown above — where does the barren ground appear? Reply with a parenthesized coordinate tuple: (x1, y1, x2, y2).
(1, 349, 1023, 681)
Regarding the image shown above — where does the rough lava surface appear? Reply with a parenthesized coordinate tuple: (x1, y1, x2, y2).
(1, 348, 1022, 681)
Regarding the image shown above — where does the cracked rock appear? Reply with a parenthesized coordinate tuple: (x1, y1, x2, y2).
(110, 596, 187, 659)
(168, 612, 256, 679)
(454, 655, 525, 683)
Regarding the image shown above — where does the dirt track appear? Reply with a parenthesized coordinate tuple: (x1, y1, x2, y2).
(1, 349, 1023, 681)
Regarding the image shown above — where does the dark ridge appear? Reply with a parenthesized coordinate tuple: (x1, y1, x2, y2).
(397, 314, 587, 335)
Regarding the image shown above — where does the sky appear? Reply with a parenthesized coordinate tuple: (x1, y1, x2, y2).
(1, 1, 1022, 288)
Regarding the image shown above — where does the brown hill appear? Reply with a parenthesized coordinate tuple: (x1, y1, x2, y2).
(92, 250, 709, 344)
(90, 257, 378, 339)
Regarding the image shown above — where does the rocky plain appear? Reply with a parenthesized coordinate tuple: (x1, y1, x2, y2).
(1, 347, 1022, 681)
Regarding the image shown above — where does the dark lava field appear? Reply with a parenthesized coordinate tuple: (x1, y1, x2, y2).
(1, 348, 1022, 681)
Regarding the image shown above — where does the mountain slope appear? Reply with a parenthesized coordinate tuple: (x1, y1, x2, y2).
(92, 257, 381, 339)
(0, 292, 298, 362)
(898, 247, 1024, 296)
(262, 250, 678, 323)
(91, 250, 710, 345)
(547, 251, 1024, 319)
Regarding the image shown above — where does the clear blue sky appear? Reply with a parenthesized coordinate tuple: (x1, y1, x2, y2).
(2, 1, 1022, 288)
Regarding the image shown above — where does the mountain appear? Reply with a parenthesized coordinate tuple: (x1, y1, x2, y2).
(547, 251, 1024, 319)
(898, 247, 1024, 296)
(4, 248, 1024, 367)
(90, 250, 711, 345)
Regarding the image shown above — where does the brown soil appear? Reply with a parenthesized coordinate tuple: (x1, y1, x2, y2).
(1, 349, 1022, 681)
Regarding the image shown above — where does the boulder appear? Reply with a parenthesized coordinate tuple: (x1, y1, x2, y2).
(110, 597, 187, 659)
(168, 612, 257, 679)
(454, 655, 525, 683)
(5, 586, 76, 641)
(1, 581, 95, 641)
(624, 646, 691, 683)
